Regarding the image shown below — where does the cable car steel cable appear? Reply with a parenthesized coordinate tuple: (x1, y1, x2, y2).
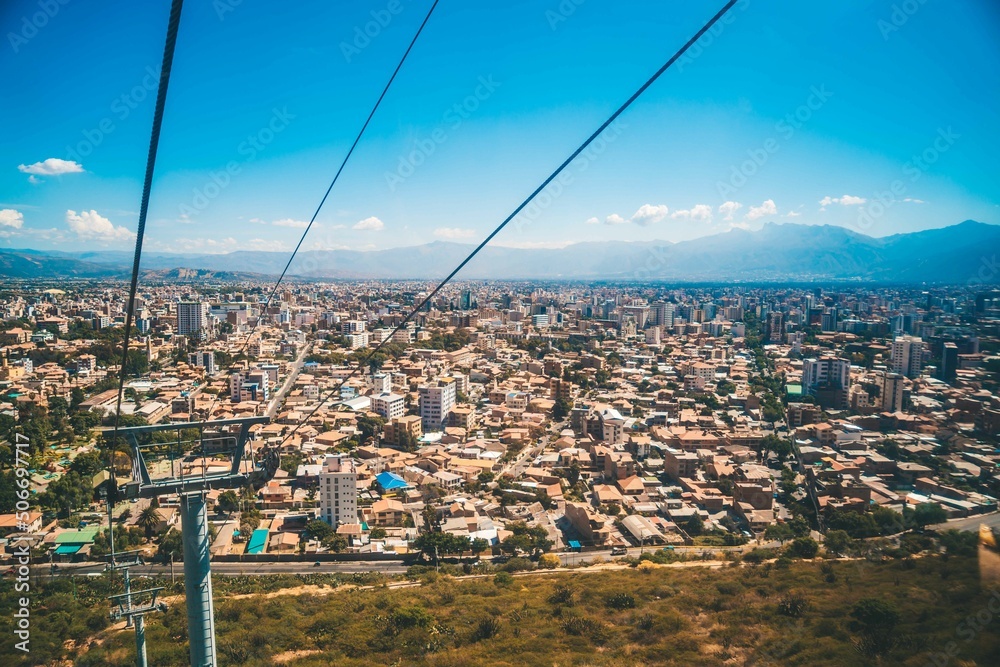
(271, 0, 742, 454)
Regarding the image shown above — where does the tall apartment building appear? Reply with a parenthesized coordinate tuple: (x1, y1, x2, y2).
(418, 378, 456, 431)
(319, 454, 358, 528)
(880, 372, 905, 412)
(177, 301, 210, 337)
(766, 312, 784, 343)
(371, 392, 406, 420)
(229, 368, 270, 402)
(940, 342, 958, 383)
(802, 356, 851, 390)
(801, 356, 851, 409)
(370, 372, 392, 394)
(891, 335, 926, 379)
(187, 350, 216, 374)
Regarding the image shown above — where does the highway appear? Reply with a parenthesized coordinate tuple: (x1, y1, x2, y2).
(33, 559, 408, 579)
(266, 340, 312, 418)
(931, 510, 1000, 534)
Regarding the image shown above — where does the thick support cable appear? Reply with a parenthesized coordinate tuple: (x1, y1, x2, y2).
(230, 0, 440, 369)
(273, 0, 743, 452)
(108, 0, 186, 503)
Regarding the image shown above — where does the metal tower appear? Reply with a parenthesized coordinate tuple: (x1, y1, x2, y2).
(114, 416, 273, 666)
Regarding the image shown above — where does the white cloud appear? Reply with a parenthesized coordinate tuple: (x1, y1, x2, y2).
(671, 204, 713, 221)
(819, 194, 867, 207)
(746, 199, 778, 221)
(584, 217, 600, 225)
(604, 214, 628, 226)
(273, 218, 310, 228)
(433, 227, 476, 240)
(630, 204, 669, 226)
(903, 198, 926, 204)
(249, 217, 267, 224)
(65, 209, 134, 242)
(0, 209, 24, 229)
(785, 210, 801, 218)
(27, 175, 41, 185)
(18, 158, 84, 177)
(718, 201, 742, 221)
(353, 216, 384, 231)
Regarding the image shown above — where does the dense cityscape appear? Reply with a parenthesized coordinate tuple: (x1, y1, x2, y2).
(2, 278, 998, 663)
(4, 0, 1000, 664)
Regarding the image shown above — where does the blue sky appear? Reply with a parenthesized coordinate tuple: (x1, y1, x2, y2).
(1, 0, 998, 254)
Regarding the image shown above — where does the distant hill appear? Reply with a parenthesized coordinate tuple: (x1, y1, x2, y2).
(4, 220, 998, 283)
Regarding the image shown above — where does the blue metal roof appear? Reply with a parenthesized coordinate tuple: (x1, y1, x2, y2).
(376, 471, 408, 490)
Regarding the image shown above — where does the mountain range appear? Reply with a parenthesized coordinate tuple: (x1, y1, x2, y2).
(1, 221, 997, 283)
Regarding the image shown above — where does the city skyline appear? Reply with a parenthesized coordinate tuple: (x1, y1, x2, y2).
(2, 0, 999, 254)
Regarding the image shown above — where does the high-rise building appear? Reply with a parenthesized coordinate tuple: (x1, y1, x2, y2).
(880, 372, 905, 412)
(370, 372, 392, 394)
(418, 378, 456, 431)
(187, 350, 216, 375)
(891, 335, 926, 379)
(767, 312, 784, 343)
(371, 392, 406, 420)
(801, 356, 851, 409)
(319, 454, 358, 529)
(940, 342, 958, 383)
(177, 301, 209, 337)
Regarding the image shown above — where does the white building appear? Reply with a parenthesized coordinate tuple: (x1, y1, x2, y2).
(370, 372, 392, 394)
(341, 319, 366, 335)
(880, 372, 905, 412)
(177, 301, 210, 337)
(418, 378, 456, 431)
(319, 455, 358, 529)
(892, 335, 926, 379)
(371, 392, 406, 420)
(347, 332, 369, 349)
(187, 350, 216, 375)
(801, 357, 851, 391)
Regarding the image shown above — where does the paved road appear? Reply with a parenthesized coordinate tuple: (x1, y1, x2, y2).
(266, 341, 312, 418)
(34, 560, 407, 579)
(931, 510, 1000, 534)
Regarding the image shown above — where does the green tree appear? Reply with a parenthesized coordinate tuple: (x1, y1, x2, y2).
(684, 513, 704, 537)
(787, 536, 819, 559)
(217, 490, 240, 514)
(824, 529, 852, 556)
(356, 413, 386, 443)
(765, 523, 795, 544)
(552, 397, 572, 421)
(137, 505, 160, 541)
(500, 521, 552, 556)
(322, 533, 348, 552)
(304, 519, 334, 542)
(909, 502, 947, 528)
(157, 528, 183, 562)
